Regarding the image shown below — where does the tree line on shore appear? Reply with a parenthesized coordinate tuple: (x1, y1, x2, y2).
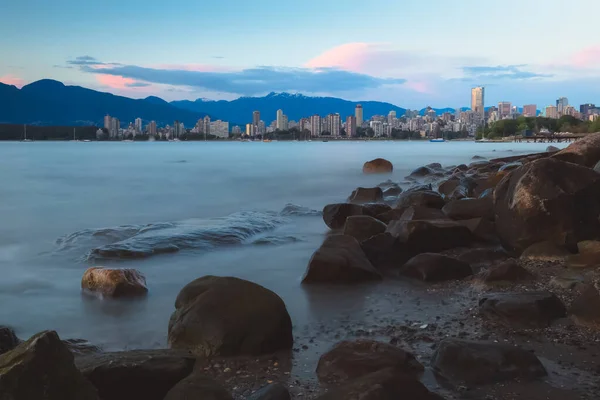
(477, 116, 600, 139)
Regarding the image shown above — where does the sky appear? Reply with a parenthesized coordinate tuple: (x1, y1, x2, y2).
(1, 0, 599, 109)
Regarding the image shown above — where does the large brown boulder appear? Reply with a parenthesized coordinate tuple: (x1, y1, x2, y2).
(343, 215, 387, 242)
(316, 340, 423, 384)
(493, 158, 600, 253)
(553, 133, 600, 167)
(163, 373, 232, 400)
(399, 206, 447, 221)
(442, 198, 493, 220)
(456, 218, 497, 242)
(303, 235, 382, 283)
(81, 267, 148, 297)
(387, 220, 473, 253)
(0, 326, 19, 355)
(569, 284, 600, 328)
(347, 187, 383, 204)
(431, 339, 547, 385)
(168, 276, 293, 356)
(76, 349, 195, 400)
(323, 203, 367, 230)
(520, 240, 571, 261)
(399, 253, 473, 282)
(360, 233, 412, 270)
(0, 331, 99, 400)
(396, 190, 445, 209)
(363, 158, 393, 174)
(478, 292, 566, 328)
(480, 259, 534, 284)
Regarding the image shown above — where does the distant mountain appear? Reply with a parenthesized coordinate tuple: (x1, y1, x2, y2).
(0, 80, 208, 126)
(170, 92, 408, 124)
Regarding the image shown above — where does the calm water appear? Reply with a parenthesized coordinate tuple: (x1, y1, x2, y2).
(0, 140, 560, 350)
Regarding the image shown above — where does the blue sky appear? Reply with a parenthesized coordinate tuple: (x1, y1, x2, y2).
(1, 0, 599, 108)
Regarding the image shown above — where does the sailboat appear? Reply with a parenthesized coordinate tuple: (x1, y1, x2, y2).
(21, 124, 32, 142)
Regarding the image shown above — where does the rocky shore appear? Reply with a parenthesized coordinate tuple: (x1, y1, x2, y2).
(3, 137, 600, 399)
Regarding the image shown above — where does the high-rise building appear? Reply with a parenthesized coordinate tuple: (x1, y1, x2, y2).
(388, 110, 396, 124)
(252, 111, 260, 127)
(564, 106, 576, 117)
(232, 126, 242, 135)
(370, 120, 384, 137)
(546, 105, 558, 119)
(210, 120, 229, 138)
(310, 115, 321, 136)
(346, 116, 357, 137)
(134, 118, 142, 133)
(581, 103, 597, 115)
(556, 97, 569, 116)
(245, 124, 253, 136)
(110, 118, 120, 138)
(355, 105, 363, 127)
(276, 109, 286, 130)
(104, 114, 112, 130)
(148, 121, 157, 136)
(471, 87, 485, 122)
(327, 113, 340, 136)
(498, 102, 512, 119)
(523, 104, 537, 117)
(202, 116, 211, 135)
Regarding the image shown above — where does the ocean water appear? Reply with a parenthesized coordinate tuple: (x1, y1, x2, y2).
(0, 140, 561, 350)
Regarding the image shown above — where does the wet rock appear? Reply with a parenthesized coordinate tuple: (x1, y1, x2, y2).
(469, 160, 490, 168)
(247, 383, 290, 400)
(520, 241, 571, 261)
(456, 218, 497, 242)
(363, 158, 393, 174)
(566, 253, 600, 269)
(409, 166, 436, 177)
(315, 368, 443, 400)
(431, 339, 547, 385)
(577, 240, 600, 254)
(442, 198, 493, 220)
(343, 215, 387, 242)
(360, 233, 412, 270)
(396, 190, 445, 209)
(348, 187, 384, 204)
(375, 208, 407, 224)
(303, 235, 382, 283)
(553, 132, 600, 167)
(163, 373, 232, 400)
(362, 203, 392, 217)
(316, 340, 423, 383)
(549, 273, 585, 290)
(383, 186, 402, 197)
(546, 145, 560, 152)
(0, 326, 19, 355)
(168, 276, 293, 356)
(81, 267, 148, 297)
(498, 162, 522, 172)
(480, 259, 534, 284)
(472, 155, 486, 160)
(494, 158, 600, 253)
(427, 162, 443, 169)
(0, 331, 99, 400)
(478, 188, 494, 199)
(569, 284, 600, 328)
(478, 292, 566, 328)
(438, 178, 460, 197)
(400, 253, 472, 282)
(76, 349, 194, 400)
(387, 220, 474, 253)
(404, 183, 433, 193)
(399, 206, 447, 221)
(63, 338, 101, 355)
(323, 203, 367, 230)
(456, 247, 509, 270)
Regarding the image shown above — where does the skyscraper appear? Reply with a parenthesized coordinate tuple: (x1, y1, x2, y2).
(523, 105, 537, 117)
(148, 121, 157, 136)
(327, 113, 341, 136)
(346, 116, 357, 137)
(355, 105, 363, 127)
(498, 102, 512, 119)
(581, 104, 596, 115)
(310, 115, 321, 137)
(202, 116, 211, 135)
(276, 109, 285, 130)
(104, 114, 112, 130)
(546, 106, 558, 119)
(556, 97, 569, 116)
(471, 87, 485, 122)
(252, 111, 260, 127)
(134, 118, 142, 133)
(388, 110, 396, 124)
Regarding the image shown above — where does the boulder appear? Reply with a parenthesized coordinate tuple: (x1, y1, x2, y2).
(456, 218, 497, 242)
(546, 145, 560, 152)
(316, 340, 423, 384)
(248, 383, 290, 400)
(303, 235, 382, 283)
(478, 188, 494, 199)
(0, 331, 99, 400)
(469, 160, 490, 168)
(76, 349, 195, 400)
(343, 215, 387, 242)
(442, 198, 493, 220)
(553, 133, 600, 167)
(409, 166, 436, 177)
(347, 187, 384, 204)
(480, 259, 534, 284)
(400, 253, 472, 282)
(577, 240, 600, 255)
(387, 220, 473, 253)
(383, 186, 402, 197)
(396, 190, 445, 209)
(569, 284, 600, 328)
(594, 160, 600, 173)
(363, 158, 393, 174)
(520, 241, 571, 261)
(566, 253, 600, 269)
(163, 373, 232, 400)
(360, 233, 412, 270)
(404, 184, 433, 193)
(168, 276, 293, 356)
(431, 339, 547, 385)
(375, 208, 407, 224)
(362, 203, 392, 217)
(478, 292, 566, 328)
(493, 158, 600, 253)
(315, 368, 443, 400)
(427, 162, 443, 169)
(399, 206, 447, 221)
(81, 267, 148, 297)
(0, 326, 19, 355)
(498, 162, 522, 172)
(456, 247, 509, 270)
(472, 155, 486, 160)
(438, 179, 460, 197)
(323, 203, 366, 230)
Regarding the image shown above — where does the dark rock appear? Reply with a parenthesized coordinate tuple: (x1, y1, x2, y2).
(431, 339, 547, 385)
(400, 253, 472, 282)
(569, 284, 600, 328)
(490, 152, 549, 164)
(323, 203, 367, 230)
(247, 383, 290, 400)
(63, 338, 101, 355)
(404, 183, 433, 193)
(0, 326, 19, 355)
(546, 145, 560, 152)
(76, 349, 194, 400)
(481, 259, 534, 283)
(303, 235, 382, 283)
(498, 162, 522, 172)
(396, 190, 445, 209)
(472, 155, 486, 160)
(469, 160, 490, 168)
(0, 331, 99, 400)
(438, 179, 460, 197)
(442, 198, 493, 220)
(577, 240, 600, 254)
(553, 133, 600, 167)
(316, 340, 423, 384)
(456, 218, 497, 242)
(343, 215, 387, 242)
(399, 206, 447, 221)
(409, 166, 435, 177)
(363, 158, 393, 174)
(375, 208, 407, 224)
(360, 233, 412, 270)
(479, 292, 566, 328)
(383, 186, 402, 197)
(427, 162, 443, 169)
(348, 187, 384, 204)
(387, 220, 474, 253)
(454, 164, 469, 172)
(456, 247, 509, 270)
(494, 158, 600, 253)
(81, 267, 148, 297)
(478, 188, 494, 199)
(566, 253, 600, 269)
(163, 373, 232, 400)
(168, 276, 293, 356)
(315, 368, 443, 400)
(377, 179, 398, 189)
(520, 241, 571, 261)
(362, 203, 392, 216)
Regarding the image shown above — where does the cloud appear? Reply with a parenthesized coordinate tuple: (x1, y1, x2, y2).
(53, 64, 74, 69)
(66, 56, 122, 68)
(462, 65, 552, 80)
(125, 81, 151, 88)
(212, 56, 225, 59)
(0, 74, 26, 88)
(571, 46, 600, 68)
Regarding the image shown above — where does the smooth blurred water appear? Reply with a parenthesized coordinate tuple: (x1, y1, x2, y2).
(0, 140, 560, 349)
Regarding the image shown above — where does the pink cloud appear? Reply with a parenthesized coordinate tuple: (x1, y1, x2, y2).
(96, 74, 137, 89)
(154, 64, 232, 72)
(0, 74, 26, 88)
(571, 46, 600, 68)
(403, 80, 434, 94)
(305, 43, 374, 73)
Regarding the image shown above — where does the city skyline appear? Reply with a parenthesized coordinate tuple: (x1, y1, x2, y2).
(1, 0, 599, 108)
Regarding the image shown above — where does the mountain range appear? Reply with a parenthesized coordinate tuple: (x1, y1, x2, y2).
(0, 79, 472, 127)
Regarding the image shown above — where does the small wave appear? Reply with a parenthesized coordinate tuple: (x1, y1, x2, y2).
(280, 203, 322, 217)
(252, 236, 301, 246)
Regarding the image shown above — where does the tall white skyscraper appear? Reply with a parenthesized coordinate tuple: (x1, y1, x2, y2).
(471, 87, 485, 122)
(355, 104, 363, 127)
(134, 118, 142, 133)
(276, 109, 286, 130)
(104, 114, 112, 130)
